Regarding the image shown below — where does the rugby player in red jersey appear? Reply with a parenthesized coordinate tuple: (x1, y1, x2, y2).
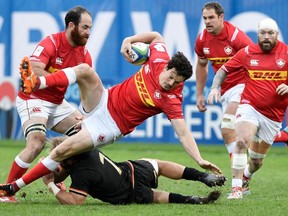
(195, 2, 254, 159)
(0, 31, 224, 197)
(207, 18, 288, 199)
(0, 6, 92, 203)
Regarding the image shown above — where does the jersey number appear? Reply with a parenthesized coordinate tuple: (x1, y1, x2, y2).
(99, 152, 122, 175)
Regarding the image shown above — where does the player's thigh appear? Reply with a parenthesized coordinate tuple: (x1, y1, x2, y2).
(235, 121, 258, 145)
(235, 104, 258, 141)
(225, 101, 239, 115)
(52, 110, 82, 134)
(52, 126, 94, 161)
(47, 100, 78, 132)
(79, 84, 104, 113)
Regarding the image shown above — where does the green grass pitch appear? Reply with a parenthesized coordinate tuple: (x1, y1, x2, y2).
(0, 139, 288, 216)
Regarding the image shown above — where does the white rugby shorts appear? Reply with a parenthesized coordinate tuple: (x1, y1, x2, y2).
(16, 96, 76, 129)
(236, 104, 282, 145)
(79, 89, 122, 148)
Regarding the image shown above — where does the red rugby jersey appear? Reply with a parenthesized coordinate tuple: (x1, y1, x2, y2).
(222, 41, 288, 122)
(108, 42, 184, 135)
(18, 31, 92, 104)
(195, 21, 254, 95)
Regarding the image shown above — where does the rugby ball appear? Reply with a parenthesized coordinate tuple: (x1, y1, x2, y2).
(130, 42, 150, 66)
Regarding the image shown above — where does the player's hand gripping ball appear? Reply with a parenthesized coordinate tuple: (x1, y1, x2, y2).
(130, 42, 150, 66)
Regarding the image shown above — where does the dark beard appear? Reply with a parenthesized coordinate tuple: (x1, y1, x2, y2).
(259, 41, 276, 53)
(71, 26, 88, 46)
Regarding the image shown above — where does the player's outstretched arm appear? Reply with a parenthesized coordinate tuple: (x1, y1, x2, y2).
(171, 119, 223, 174)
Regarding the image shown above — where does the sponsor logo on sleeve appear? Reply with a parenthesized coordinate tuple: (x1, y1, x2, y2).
(33, 46, 44, 57)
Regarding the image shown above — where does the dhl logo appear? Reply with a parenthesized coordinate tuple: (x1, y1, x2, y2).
(208, 57, 231, 65)
(134, 69, 155, 107)
(248, 70, 287, 80)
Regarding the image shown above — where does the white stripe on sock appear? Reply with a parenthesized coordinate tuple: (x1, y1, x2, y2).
(42, 157, 60, 171)
(15, 178, 26, 189)
(39, 76, 47, 89)
(63, 68, 76, 85)
(15, 155, 31, 168)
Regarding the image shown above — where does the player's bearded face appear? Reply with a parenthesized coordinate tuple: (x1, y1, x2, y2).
(258, 30, 278, 53)
(71, 25, 89, 46)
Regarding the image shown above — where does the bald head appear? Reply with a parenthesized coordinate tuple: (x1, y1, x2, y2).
(258, 18, 279, 32)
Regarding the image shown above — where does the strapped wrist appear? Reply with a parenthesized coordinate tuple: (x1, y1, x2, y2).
(47, 182, 61, 196)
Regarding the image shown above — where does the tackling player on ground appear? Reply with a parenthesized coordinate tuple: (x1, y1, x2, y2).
(41, 137, 226, 205)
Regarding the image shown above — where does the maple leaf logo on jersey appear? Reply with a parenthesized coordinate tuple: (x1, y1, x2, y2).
(154, 90, 161, 99)
(144, 64, 150, 74)
(276, 59, 285, 68)
(97, 134, 106, 142)
(224, 46, 232, 55)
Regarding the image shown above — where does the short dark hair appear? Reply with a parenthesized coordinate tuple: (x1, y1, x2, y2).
(167, 52, 193, 81)
(202, 2, 224, 16)
(65, 6, 92, 29)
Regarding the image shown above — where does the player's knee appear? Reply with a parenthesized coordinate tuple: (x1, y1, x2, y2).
(25, 124, 47, 153)
(75, 63, 91, 75)
(235, 138, 248, 150)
